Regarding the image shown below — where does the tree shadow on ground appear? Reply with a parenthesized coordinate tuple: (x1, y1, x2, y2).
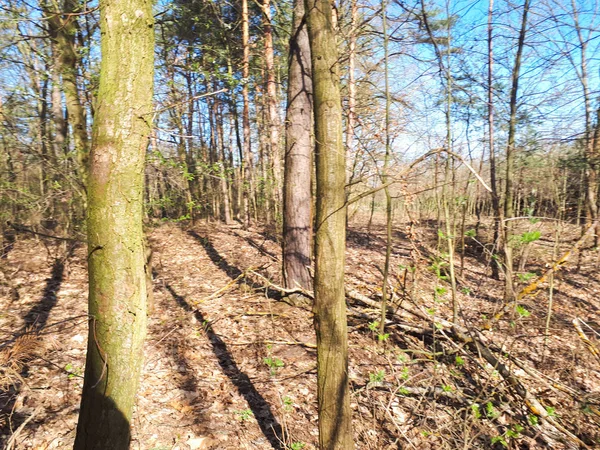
(1, 248, 72, 448)
(551, 288, 600, 317)
(233, 231, 279, 261)
(73, 389, 131, 450)
(348, 226, 411, 258)
(187, 230, 286, 301)
(145, 285, 211, 437)
(347, 227, 386, 251)
(23, 257, 65, 330)
(164, 283, 284, 450)
(1, 228, 16, 259)
(255, 226, 280, 245)
(187, 231, 242, 279)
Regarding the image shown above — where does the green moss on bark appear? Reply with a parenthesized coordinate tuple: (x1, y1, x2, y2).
(306, 0, 355, 447)
(74, 0, 154, 448)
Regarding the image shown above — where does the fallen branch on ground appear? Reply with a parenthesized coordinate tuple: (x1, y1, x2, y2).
(573, 318, 600, 363)
(344, 287, 588, 448)
(225, 339, 316, 349)
(245, 271, 591, 448)
(246, 270, 313, 300)
(367, 382, 470, 404)
(5, 406, 42, 450)
(487, 220, 598, 328)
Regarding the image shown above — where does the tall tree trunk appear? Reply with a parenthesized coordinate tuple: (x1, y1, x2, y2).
(283, 0, 313, 293)
(488, 0, 501, 280)
(379, 0, 393, 336)
(503, 0, 530, 303)
(49, 48, 69, 232)
(592, 108, 600, 245)
(242, 0, 255, 226)
(572, 3, 600, 246)
(50, 48, 67, 159)
(216, 97, 233, 224)
(262, 0, 283, 219)
(257, 83, 272, 222)
(306, 0, 355, 445)
(346, 0, 357, 161)
(184, 70, 198, 222)
(344, 0, 358, 226)
(39, 72, 50, 198)
(419, 0, 458, 322)
(74, 0, 153, 447)
(227, 59, 244, 221)
(46, 0, 89, 177)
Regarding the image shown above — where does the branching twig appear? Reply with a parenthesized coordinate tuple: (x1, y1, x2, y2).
(487, 219, 598, 327)
(246, 270, 314, 299)
(9, 222, 85, 243)
(5, 406, 41, 450)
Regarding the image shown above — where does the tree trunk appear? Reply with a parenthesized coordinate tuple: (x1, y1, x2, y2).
(379, 0, 393, 336)
(591, 109, 600, 245)
(262, 0, 283, 218)
(216, 97, 233, 224)
(306, 0, 355, 446)
(487, 0, 502, 280)
(346, 0, 357, 161)
(49, 46, 69, 233)
(242, 0, 255, 226)
(74, 0, 153, 447)
(283, 0, 313, 292)
(46, 0, 89, 177)
(503, 0, 530, 303)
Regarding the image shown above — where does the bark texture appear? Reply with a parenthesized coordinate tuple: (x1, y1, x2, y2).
(74, 0, 154, 448)
(503, 0, 530, 303)
(262, 0, 283, 216)
(45, 0, 89, 174)
(283, 0, 313, 292)
(306, 0, 355, 446)
(242, 0, 255, 225)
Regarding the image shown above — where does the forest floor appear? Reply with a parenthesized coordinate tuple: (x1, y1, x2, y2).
(0, 217, 599, 449)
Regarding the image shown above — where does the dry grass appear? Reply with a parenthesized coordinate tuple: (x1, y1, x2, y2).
(0, 330, 43, 390)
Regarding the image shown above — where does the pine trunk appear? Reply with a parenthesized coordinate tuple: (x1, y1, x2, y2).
(283, 0, 313, 292)
(74, 0, 154, 447)
(262, 0, 282, 217)
(242, 0, 255, 226)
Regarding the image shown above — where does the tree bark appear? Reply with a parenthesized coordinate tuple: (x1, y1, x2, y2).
(262, 0, 283, 218)
(306, 0, 355, 446)
(488, 0, 502, 280)
(571, 2, 600, 246)
(283, 0, 313, 293)
(216, 96, 233, 224)
(74, 0, 153, 447)
(345, 0, 357, 161)
(242, 0, 256, 226)
(503, 0, 530, 303)
(379, 0, 393, 335)
(45, 0, 89, 177)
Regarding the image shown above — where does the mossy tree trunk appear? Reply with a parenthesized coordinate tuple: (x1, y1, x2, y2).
(74, 0, 154, 448)
(45, 0, 90, 177)
(283, 0, 313, 294)
(306, 0, 355, 446)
